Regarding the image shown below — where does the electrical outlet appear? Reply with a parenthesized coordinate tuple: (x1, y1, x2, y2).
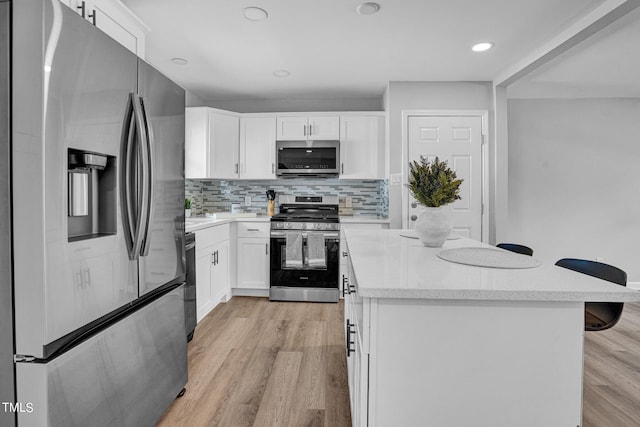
(245, 196, 251, 206)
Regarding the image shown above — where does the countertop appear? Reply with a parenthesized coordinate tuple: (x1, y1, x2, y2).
(340, 215, 389, 224)
(185, 213, 389, 232)
(185, 215, 269, 232)
(344, 228, 640, 302)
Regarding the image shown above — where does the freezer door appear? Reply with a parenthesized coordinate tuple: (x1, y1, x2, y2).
(12, 1, 138, 357)
(16, 285, 187, 427)
(137, 60, 186, 296)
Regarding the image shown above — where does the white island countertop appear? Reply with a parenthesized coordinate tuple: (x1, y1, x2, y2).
(345, 229, 640, 302)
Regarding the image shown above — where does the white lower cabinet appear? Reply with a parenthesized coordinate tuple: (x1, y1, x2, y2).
(195, 224, 230, 322)
(235, 222, 270, 290)
(344, 255, 369, 427)
(236, 237, 270, 289)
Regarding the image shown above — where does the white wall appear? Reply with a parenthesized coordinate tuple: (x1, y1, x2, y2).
(185, 89, 204, 107)
(386, 82, 493, 229)
(507, 97, 640, 282)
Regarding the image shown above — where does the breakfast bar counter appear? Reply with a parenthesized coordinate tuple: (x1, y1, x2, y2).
(342, 229, 640, 427)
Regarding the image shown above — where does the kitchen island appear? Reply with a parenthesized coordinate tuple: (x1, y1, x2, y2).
(343, 229, 640, 427)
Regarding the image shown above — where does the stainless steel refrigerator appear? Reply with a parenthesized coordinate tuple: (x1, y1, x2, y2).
(3, 1, 188, 425)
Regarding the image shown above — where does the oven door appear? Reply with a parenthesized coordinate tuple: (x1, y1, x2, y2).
(276, 140, 340, 176)
(270, 231, 340, 289)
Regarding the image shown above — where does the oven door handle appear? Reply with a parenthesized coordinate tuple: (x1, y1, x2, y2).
(270, 231, 340, 239)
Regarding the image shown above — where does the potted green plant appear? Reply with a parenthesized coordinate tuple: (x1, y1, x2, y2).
(407, 156, 463, 247)
(185, 197, 192, 218)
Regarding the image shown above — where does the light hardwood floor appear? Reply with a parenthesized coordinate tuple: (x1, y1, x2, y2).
(156, 297, 351, 427)
(157, 298, 640, 427)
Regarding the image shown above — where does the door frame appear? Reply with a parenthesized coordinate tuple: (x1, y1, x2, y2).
(401, 110, 489, 242)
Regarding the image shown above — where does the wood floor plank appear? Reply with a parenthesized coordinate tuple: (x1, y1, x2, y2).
(252, 351, 304, 426)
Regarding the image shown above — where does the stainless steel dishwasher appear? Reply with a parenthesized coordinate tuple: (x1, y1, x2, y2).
(185, 232, 196, 341)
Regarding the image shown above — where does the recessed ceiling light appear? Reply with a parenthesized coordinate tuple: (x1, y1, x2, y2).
(273, 70, 291, 78)
(356, 2, 381, 15)
(171, 57, 188, 65)
(472, 42, 494, 52)
(243, 7, 268, 21)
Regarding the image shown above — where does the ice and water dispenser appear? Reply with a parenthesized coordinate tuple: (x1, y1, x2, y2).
(67, 148, 116, 241)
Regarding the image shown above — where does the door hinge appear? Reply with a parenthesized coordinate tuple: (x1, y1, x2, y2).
(14, 355, 36, 363)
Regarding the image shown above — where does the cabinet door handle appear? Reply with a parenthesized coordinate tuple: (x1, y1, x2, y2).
(88, 9, 96, 26)
(265, 243, 269, 255)
(342, 251, 348, 258)
(411, 215, 417, 221)
(342, 275, 347, 297)
(411, 202, 417, 209)
(247, 228, 260, 232)
(309, 124, 312, 135)
(211, 253, 215, 264)
(341, 163, 344, 174)
(272, 163, 275, 174)
(235, 163, 239, 174)
(346, 319, 355, 356)
(303, 125, 307, 136)
(77, 1, 86, 18)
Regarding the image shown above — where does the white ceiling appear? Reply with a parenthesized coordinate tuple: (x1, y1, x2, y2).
(122, 0, 608, 103)
(508, 6, 640, 98)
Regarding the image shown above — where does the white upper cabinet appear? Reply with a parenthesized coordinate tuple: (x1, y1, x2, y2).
(339, 115, 385, 179)
(185, 107, 240, 179)
(63, 0, 148, 58)
(276, 116, 340, 140)
(240, 117, 276, 179)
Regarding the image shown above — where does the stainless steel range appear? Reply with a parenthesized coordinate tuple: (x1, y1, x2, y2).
(270, 195, 340, 302)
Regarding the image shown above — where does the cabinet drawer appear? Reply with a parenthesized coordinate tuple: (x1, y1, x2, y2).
(236, 222, 270, 238)
(195, 224, 230, 251)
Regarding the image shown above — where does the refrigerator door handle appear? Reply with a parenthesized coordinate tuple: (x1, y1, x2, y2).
(131, 93, 149, 260)
(121, 93, 138, 260)
(138, 96, 154, 257)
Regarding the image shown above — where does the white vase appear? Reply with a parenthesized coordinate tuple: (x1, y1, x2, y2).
(414, 205, 452, 247)
(185, 209, 191, 218)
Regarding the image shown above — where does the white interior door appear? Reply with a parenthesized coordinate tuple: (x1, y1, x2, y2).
(407, 115, 483, 239)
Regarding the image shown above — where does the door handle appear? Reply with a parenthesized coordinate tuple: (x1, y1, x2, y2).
(77, 0, 86, 18)
(346, 319, 355, 356)
(138, 96, 154, 257)
(121, 94, 137, 259)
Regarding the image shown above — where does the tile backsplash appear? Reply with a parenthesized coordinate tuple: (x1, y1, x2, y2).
(186, 179, 388, 217)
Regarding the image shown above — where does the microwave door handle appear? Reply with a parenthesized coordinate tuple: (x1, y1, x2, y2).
(138, 97, 154, 257)
(122, 94, 138, 260)
(131, 93, 149, 260)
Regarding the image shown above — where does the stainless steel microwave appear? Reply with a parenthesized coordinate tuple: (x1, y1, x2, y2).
(276, 140, 340, 177)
